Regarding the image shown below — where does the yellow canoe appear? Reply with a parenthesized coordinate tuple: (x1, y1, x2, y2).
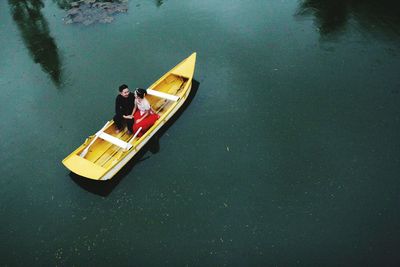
(62, 53, 197, 180)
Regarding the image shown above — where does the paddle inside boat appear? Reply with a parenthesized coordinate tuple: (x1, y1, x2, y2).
(62, 53, 197, 180)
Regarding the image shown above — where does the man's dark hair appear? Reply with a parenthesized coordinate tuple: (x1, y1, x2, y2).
(119, 84, 128, 92)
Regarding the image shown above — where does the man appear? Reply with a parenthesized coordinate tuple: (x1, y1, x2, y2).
(113, 84, 135, 134)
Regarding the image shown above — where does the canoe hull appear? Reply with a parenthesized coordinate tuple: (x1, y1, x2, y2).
(62, 53, 196, 180)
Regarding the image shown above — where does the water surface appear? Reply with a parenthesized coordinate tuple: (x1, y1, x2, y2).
(1, 0, 400, 266)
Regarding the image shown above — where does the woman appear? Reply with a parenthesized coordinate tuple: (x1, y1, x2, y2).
(124, 88, 160, 137)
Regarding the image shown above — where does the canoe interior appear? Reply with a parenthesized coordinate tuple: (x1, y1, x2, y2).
(79, 74, 189, 168)
(147, 74, 188, 113)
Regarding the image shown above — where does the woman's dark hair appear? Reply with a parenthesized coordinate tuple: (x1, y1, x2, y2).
(135, 88, 147, 98)
(119, 84, 128, 92)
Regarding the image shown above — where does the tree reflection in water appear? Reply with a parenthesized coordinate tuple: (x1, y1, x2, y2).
(155, 0, 164, 7)
(296, 0, 400, 39)
(8, 0, 62, 86)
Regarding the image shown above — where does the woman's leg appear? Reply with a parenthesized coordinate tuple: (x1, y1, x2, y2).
(133, 110, 144, 136)
(136, 114, 160, 135)
(133, 111, 160, 136)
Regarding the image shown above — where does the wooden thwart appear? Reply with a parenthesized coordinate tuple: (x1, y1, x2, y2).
(98, 132, 132, 150)
(147, 89, 180, 101)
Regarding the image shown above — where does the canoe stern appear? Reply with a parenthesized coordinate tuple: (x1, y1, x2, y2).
(62, 154, 107, 180)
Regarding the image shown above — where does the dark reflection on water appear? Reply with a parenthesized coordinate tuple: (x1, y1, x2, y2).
(71, 80, 200, 196)
(155, 0, 164, 7)
(296, 0, 400, 39)
(8, 0, 62, 86)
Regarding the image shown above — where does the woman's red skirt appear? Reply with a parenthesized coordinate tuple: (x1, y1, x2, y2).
(132, 110, 160, 137)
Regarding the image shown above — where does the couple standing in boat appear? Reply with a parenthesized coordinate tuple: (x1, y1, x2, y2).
(113, 84, 159, 137)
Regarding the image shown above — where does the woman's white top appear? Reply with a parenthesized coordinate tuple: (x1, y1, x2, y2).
(135, 97, 151, 116)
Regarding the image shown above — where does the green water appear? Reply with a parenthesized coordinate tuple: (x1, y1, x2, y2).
(1, 0, 400, 266)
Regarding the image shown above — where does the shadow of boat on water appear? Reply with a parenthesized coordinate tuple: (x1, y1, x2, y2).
(70, 79, 200, 196)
